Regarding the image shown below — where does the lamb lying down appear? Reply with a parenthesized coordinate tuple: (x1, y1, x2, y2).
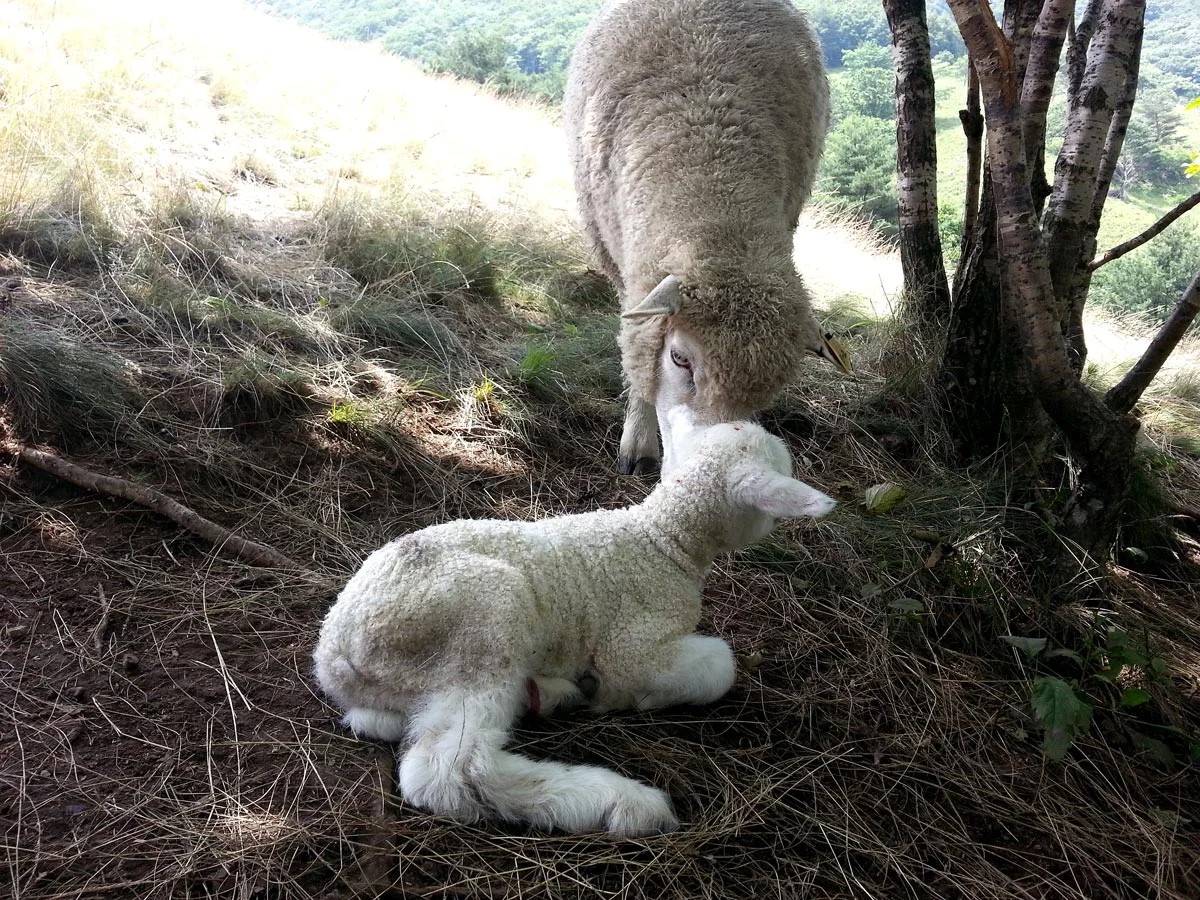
(314, 407, 835, 835)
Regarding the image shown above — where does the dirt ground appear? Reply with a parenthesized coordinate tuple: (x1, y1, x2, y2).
(5, 457, 1199, 900)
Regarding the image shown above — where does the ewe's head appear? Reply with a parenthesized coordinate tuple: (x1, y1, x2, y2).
(623, 272, 851, 424)
(659, 405, 836, 549)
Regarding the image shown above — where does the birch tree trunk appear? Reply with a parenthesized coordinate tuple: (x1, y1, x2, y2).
(1043, 0, 1146, 370)
(884, 0, 1187, 584)
(943, 0, 1139, 578)
(884, 0, 951, 332)
(937, 0, 1049, 460)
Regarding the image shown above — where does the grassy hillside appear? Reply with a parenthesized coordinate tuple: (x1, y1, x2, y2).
(255, 0, 1200, 321)
(1, 2, 1199, 900)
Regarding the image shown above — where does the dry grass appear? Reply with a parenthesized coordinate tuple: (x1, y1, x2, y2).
(2, 2, 1200, 900)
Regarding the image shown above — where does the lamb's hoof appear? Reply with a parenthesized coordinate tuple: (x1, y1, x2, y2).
(577, 671, 599, 700)
(617, 455, 660, 477)
(529, 676, 588, 715)
(606, 784, 679, 836)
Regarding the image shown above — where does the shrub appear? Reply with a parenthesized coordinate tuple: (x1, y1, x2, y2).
(0, 320, 146, 447)
(1090, 223, 1200, 322)
(833, 44, 895, 122)
(817, 115, 898, 227)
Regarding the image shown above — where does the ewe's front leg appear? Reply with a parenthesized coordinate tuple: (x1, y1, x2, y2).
(618, 394, 660, 476)
(596, 635, 736, 712)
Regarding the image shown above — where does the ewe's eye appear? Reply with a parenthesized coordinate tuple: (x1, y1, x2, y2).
(670, 348, 691, 370)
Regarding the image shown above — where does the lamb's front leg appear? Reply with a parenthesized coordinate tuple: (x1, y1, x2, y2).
(596, 634, 736, 712)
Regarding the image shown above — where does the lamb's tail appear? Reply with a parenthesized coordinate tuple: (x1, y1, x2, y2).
(398, 685, 678, 836)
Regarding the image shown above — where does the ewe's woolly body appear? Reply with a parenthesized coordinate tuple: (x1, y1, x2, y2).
(566, 0, 830, 414)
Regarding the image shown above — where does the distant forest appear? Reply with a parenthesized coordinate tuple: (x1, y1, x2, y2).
(252, 0, 1200, 321)
(251, 0, 1198, 99)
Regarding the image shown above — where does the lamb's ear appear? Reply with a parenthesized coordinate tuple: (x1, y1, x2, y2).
(621, 274, 683, 320)
(733, 471, 837, 519)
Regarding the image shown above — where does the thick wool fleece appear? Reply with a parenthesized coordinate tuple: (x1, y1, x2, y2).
(314, 430, 764, 717)
(566, 0, 829, 412)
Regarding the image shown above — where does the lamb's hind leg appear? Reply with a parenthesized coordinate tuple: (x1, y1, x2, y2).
(343, 707, 408, 742)
(399, 681, 677, 835)
(596, 635, 736, 713)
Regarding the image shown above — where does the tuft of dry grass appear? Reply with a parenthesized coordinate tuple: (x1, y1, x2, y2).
(0, 317, 149, 447)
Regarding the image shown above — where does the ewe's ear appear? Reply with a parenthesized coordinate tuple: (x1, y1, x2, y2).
(733, 471, 837, 519)
(622, 274, 683, 319)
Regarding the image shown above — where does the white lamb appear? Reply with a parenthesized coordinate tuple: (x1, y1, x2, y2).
(565, 0, 850, 476)
(314, 407, 835, 835)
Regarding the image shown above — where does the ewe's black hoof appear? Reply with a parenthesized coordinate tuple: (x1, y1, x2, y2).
(617, 456, 660, 477)
(633, 456, 660, 477)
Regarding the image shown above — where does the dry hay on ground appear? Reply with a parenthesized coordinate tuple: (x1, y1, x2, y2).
(3, 273, 1200, 900)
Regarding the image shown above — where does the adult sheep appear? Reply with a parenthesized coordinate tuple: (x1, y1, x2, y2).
(314, 407, 836, 835)
(565, 0, 850, 476)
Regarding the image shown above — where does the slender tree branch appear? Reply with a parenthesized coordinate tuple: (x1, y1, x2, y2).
(1067, 0, 1101, 105)
(1059, 3, 1145, 368)
(1022, 0, 1076, 215)
(13, 444, 307, 571)
(1088, 189, 1200, 271)
(960, 58, 984, 240)
(1005, 0, 1044, 83)
(1089, 22, 1142, 222)
(1105, 270, 1200, 414)
(1044, 0, 1146, 320)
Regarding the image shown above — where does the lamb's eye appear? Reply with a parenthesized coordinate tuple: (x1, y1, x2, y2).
(670, 349, 691, 369)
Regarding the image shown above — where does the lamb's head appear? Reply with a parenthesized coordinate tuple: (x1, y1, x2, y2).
(624, 272, 852, 426)
(659, 405, 836, 551)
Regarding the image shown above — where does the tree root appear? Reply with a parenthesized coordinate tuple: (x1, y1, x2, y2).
(13, 443, 307, 571)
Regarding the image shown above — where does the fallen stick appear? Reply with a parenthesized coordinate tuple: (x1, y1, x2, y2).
(92, 584, 112, 655)
(14, 443, 306, 571)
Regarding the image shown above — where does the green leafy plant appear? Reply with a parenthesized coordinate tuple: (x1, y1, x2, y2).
(1005, 625, 1180, 762)
(1031, 676, 1093, 761)
(863, 481, 906, 514)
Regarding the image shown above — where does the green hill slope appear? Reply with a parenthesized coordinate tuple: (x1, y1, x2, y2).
(253, 0, 1200, 321)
